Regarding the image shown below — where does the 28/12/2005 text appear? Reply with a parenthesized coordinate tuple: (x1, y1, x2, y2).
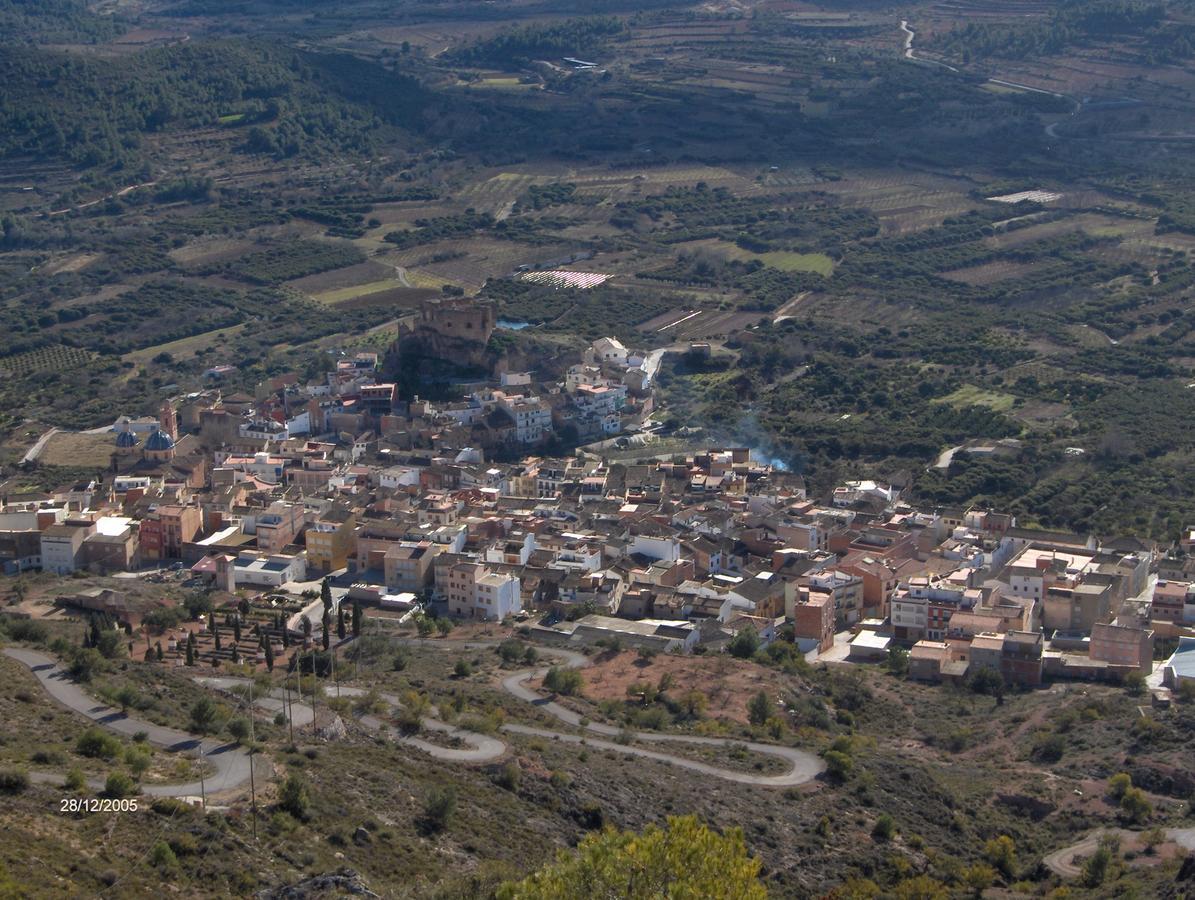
(60, 798, 139, 813)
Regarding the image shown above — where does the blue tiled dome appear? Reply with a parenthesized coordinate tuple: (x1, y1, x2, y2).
(144, 430, 175, 452)
(115, 430, 138, 448)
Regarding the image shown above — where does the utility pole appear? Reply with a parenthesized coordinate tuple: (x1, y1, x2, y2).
(248, 677, 258, 842)
(284, 675, 294, 745)
(197, 751, 206, 810)
(309, 643, 318, 727)
(331, 632, 340, 699)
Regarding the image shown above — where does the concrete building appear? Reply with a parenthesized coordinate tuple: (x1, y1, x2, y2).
(1162, 637, 1195, 688)
(233, 550, 307, 587)
(444, 561, 521, 621)
(40, 521, 95, 575)
(140, 505, 202, 561)
(255, 501, 306, 554)
(1090, 621, 1154, 674)
(792, 592, 834, 654)
(305, 507, 356, 574)
(384, 543, 437, 593)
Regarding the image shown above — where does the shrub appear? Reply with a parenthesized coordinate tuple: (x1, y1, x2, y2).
(1082, 844, 1114, 887)
(727, 627, 759, 659)
(494, 814, 766, 898)
(747, 691, 774, 727)
(124, 745, 151, 779)
(454, 659, 473, 678)
(421, 786, 456, 833)
(64, 768, 87, 792)
(189, 697, 220, 734)
(968, 666, 1004, 697)
(823, 750, 853, 781)
(1119, 786, 1152, 823)
(1030, 732, 1065, 763)
(0, 769, 29, 794)
(543, 667, 583, 696)
(6, 619, 48, 643)
(983, 835, 1017, 879)
(494, 761, 521, 792)
(68, 648, 106, 682)
(498, 640, 523, 664)
(871, 814, 896, 841)
(103, 772, 137, 798)
(1107, 772, 1132, 802)
(148, 841, 177, 869)
(278, 774, 310, 821)
(227, 717, 251, 744)
(77, 728, 123, 760)
(1123, 672, 1145, 696)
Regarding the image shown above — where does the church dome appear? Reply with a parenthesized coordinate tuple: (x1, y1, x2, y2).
(144, 429, 176, 452)
(115, 430, 138, 448)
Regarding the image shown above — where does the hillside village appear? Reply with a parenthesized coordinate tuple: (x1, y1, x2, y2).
(2, 301, 1193, 696)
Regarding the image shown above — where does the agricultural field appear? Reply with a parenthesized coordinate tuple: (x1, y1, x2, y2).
(932, 384, 1018, 413)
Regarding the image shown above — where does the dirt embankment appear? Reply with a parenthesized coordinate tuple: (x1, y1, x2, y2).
(554, 650, 792, 724)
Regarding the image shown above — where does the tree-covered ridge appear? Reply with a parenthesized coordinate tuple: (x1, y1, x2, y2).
(447, 17, 627, 68)
(0, 0, 124, 45)
(932, 0, 1194, 63)
(0, 41, 426, 169)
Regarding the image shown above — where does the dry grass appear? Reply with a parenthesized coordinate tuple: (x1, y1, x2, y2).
(37, 431, 122, 468)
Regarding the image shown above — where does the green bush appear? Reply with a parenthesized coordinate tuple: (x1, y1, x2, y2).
(148, 841, 177, 869)
(77, 728, 123, 760)
(103, 772, 137, 798)
(278, 774, 310, 821)
(421, 786, 456, 833)
(871, 814, 896, 841)
(823, 750, 853, 781)
(543, 667, 584, 696)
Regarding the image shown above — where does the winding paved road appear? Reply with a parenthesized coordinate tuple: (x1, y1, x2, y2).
(6, 639, 824, 795)
(4, 647, 255, 798)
